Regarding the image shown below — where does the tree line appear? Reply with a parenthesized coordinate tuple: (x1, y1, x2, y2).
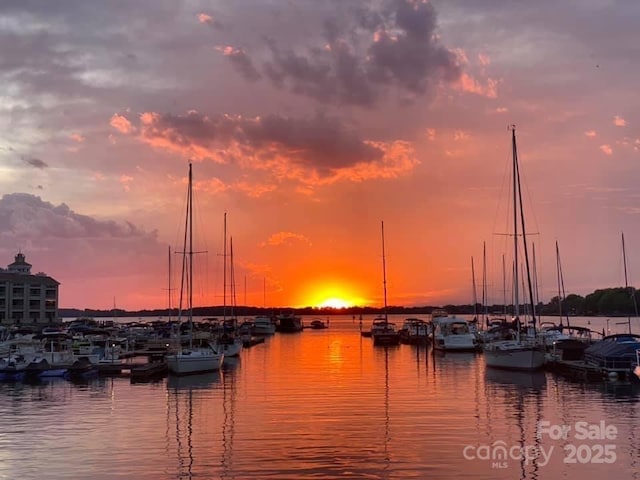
(61, 286, 639, 318)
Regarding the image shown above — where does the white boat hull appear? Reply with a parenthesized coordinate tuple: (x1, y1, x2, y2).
(216, 338, 243, 358)
(433, 334, 478, 351)
(484, 341, 545, 370)
(167, 348, 224, 374)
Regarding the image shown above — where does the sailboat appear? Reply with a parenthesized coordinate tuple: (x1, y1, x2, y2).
(214, 214, 243, 358)
(166, 163, 224, 375)
(371, 221, 400, 346)
(484, 127, 545, 371)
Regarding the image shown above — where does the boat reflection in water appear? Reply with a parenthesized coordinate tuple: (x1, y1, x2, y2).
(167, 371, 222, 479)
(3, 315, 640, 479)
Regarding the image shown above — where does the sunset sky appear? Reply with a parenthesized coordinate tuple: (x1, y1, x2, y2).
(1, 0, 639, 311)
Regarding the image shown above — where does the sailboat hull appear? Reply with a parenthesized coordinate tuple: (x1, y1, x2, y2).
(215, 337, 243, 357)
(167, 348, 224, 375)
(484, 341, 545, 370)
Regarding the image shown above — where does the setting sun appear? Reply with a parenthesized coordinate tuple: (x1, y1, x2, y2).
(297, 281, 369, 308)
(317, 297, 352, 309)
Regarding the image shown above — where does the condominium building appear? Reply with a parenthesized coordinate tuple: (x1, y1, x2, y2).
(0, 252, 60, 326)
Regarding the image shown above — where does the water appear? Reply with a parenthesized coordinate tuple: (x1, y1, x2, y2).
(0, 315, 638, 479)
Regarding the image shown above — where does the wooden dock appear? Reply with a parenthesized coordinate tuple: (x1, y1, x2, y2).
(546, 359, 634, 381)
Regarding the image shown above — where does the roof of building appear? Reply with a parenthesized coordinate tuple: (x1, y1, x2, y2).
(8, 252, 32, 268)
(0, 271, 59, 285)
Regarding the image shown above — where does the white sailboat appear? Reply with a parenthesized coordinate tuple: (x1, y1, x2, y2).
(167, 163, 224, 375)
(215, 214, 243, 358)
(484, 127, 545, 371)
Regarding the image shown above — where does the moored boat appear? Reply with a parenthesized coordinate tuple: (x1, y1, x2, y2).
(370, 222, 400, 347)
(432, 316, 479, 352)
(252, 315, 276, 335)
(167, 344, 223, 375)
(309, 318, 328, 329)
(276, 313, 304, 333)
(372, 321, 400, 346)
(165, 163, 224, 375)
(483, 127, 544, 371)
(398, 318, 431, 345)
(583, 333, 640, 380)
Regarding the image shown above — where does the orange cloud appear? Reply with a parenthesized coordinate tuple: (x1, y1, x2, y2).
(70, 133, 85, 143)
(118, 111, 420, 193)
(198, 13, 213, 24)
(260, 231, 312, 247)
(215, 45, 238, 56)
(456, 73, 498, 98)
(584, 130, 596, 138)
(193, 177, 228, 195)
(110, 114, 135, 134)
(614, 115, 626, 127)
(600, 144, 613, 155)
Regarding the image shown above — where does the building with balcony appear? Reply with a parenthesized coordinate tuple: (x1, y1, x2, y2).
(0, 252, 60, 326)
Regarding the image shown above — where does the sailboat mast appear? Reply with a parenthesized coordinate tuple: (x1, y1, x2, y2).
(512, 128, 520, 321)
(223, 212, 227, 322)
(622, 232, 637, 334)
(168, 245, 172, 323)
(188, 163, 194, 344)
(482, 242, 488, 325)
(230, 236, 236, 324)
(471, 256, 478, 319)
(381, 221, 388, 321)
(532, 243, 539, 308)
(512, 126, 538, 333)
(502, 254, 507, 317)
(555, 241, 563, 324)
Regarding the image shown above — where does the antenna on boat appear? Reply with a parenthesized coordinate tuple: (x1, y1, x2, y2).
(381, 220, 388, 322)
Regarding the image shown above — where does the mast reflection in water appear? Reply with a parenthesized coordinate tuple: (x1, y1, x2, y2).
(0, 315, 638, 479)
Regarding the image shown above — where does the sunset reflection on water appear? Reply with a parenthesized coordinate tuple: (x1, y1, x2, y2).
(0, 315, 638, 479)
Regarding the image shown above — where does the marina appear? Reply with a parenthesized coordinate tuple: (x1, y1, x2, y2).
(1, 4, 639, 479)
(0, 314, 639, 479)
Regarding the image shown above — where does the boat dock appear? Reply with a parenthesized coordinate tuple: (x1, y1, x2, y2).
(546, 358, 637, 382)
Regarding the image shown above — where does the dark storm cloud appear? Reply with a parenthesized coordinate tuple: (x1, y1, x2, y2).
(250, 0, 460, 106)
(139, 110, 384, 169)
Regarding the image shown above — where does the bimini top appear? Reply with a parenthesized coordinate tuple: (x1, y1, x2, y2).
(585, 334, 640, 362)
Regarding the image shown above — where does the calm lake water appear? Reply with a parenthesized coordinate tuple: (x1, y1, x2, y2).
(0, 315, 638, 479)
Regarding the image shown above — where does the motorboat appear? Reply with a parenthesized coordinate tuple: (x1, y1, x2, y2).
(432, 316, 479, 352)
(398, 318, 430, 345)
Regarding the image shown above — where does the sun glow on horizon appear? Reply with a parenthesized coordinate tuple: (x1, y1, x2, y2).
(317, 297, 353, 309)
(299, 281, 368, 309)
